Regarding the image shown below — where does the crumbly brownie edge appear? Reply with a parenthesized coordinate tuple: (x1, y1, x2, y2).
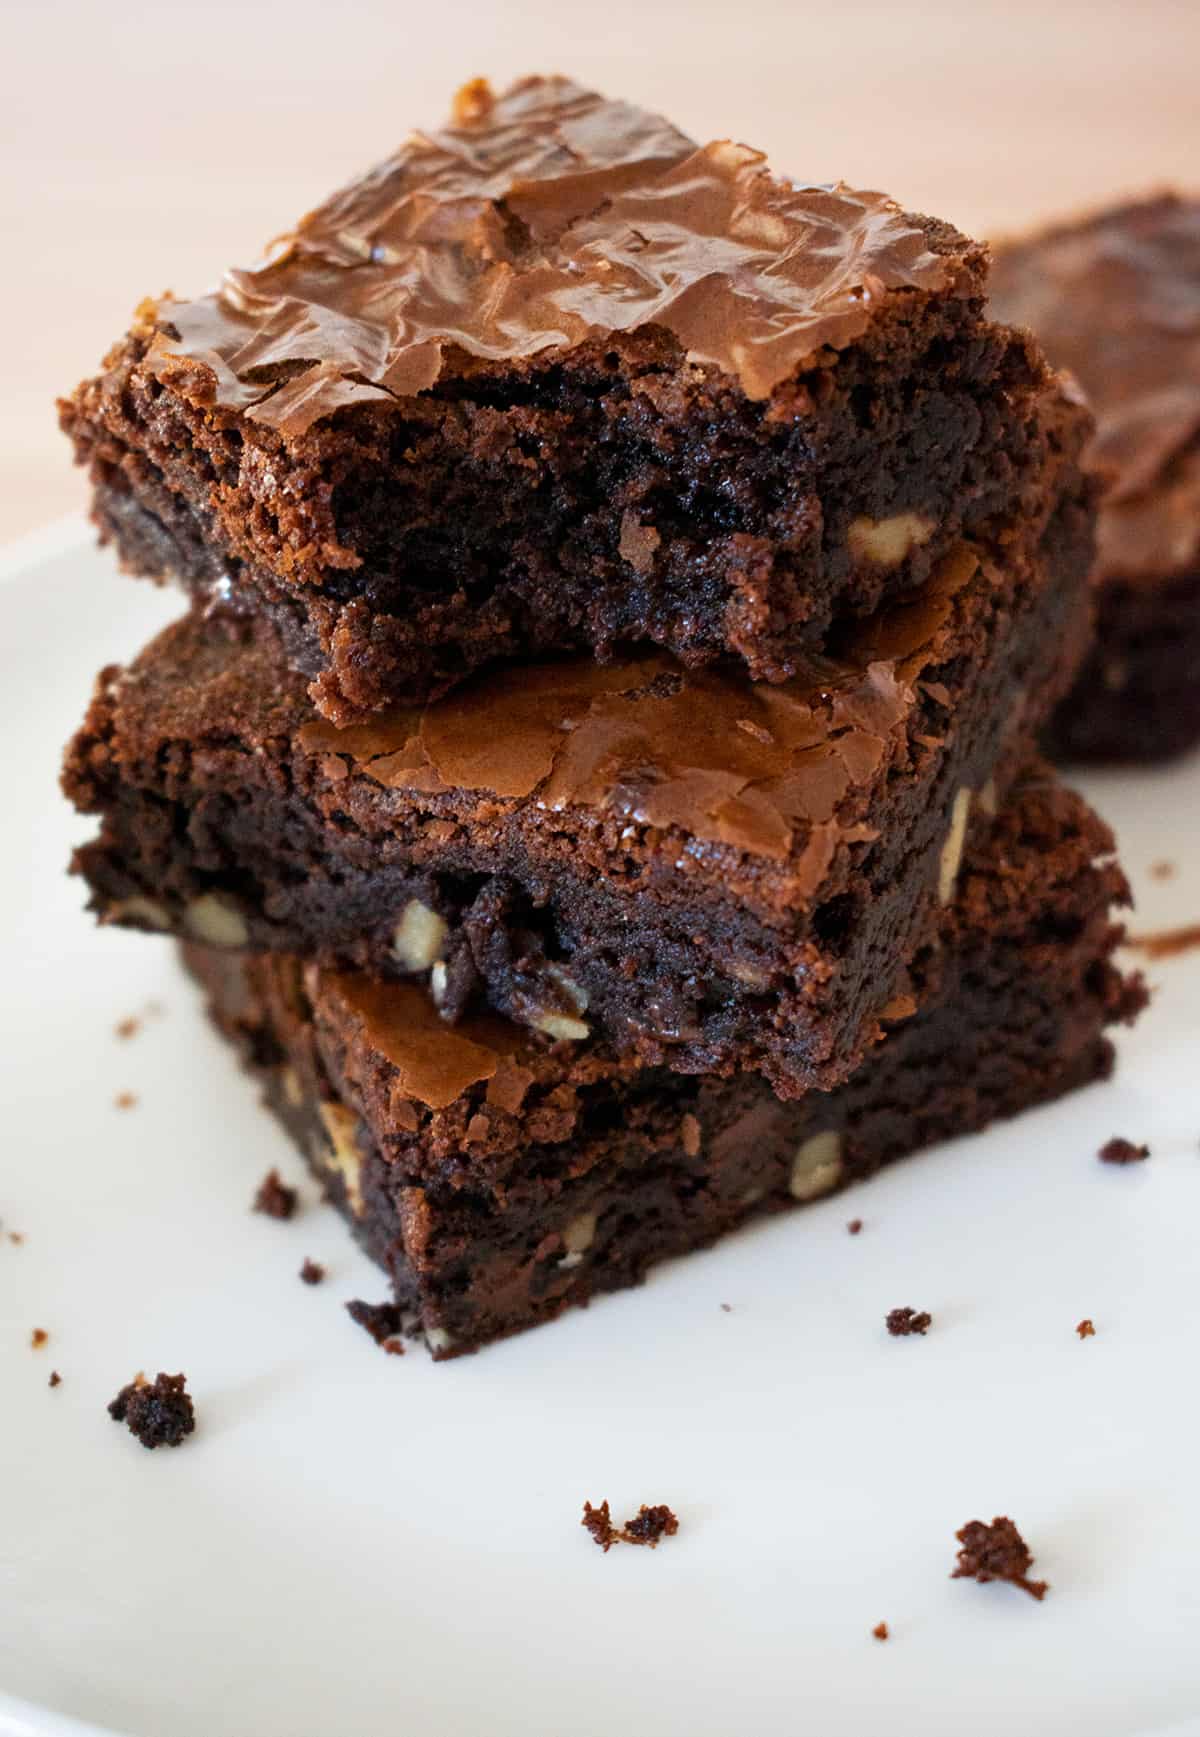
(66, 310, 1080, 720)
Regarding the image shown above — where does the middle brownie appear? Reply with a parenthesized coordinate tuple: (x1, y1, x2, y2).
(64, 494, 1091, 1098)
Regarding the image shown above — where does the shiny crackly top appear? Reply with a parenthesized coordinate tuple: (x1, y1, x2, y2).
(299, 544, 977, 868)
(320, 974, 524, 1110)
(991, 195, 1200, 579)
(140, 74, 968, 434)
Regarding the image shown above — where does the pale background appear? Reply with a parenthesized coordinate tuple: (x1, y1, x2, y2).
(3, 0, 1198, 543)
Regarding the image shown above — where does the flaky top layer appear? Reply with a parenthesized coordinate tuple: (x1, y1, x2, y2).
(75, 542, 980, 919)
(992, 194, 1200, 578)
(298, 544, 977, 864)
(140, 75, 976, 433)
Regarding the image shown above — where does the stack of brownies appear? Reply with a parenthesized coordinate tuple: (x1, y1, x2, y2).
(59, 77, 1144, 1358)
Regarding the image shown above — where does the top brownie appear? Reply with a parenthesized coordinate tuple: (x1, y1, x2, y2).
(63, 75, 1076, 720)
(992, 194, 1200, 588)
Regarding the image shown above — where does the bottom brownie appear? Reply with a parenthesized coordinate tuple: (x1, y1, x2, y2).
(186, 772, 1144, 1359)
(1044, 568, 1200, 762)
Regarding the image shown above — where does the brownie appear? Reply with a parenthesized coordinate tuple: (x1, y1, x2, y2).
(183, 771, 1145, 1359)
(64, 502, 1093, 1099)
(992, 194, 1200, 761)
(59, 75, 1092, 722)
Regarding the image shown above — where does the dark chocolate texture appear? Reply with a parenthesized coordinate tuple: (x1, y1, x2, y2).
(64, 509, 1093, 1098)
(108, 1372, 196, 1449)
(183, 772, 1145, 1359)
(61, 76, 1091, 718)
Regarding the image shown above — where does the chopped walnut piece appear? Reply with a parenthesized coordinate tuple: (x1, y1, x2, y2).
(30, 1328, 48, 1349)
(1076, 1318, 1096, 1339)
(872, 1621, 889, 1641)
(452, 76, 494, 125)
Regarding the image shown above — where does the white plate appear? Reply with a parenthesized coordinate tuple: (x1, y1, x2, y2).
(1, 526, 1199, 1737)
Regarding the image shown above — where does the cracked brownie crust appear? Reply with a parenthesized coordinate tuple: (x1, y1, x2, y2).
(184, 771, 1145, 1359)
(61, 76, 1090, 720)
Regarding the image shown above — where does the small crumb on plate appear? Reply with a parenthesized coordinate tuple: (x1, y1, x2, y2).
(108, 1371, 195, 1450)
(253, 1169, 299, 1220)
(582, 1499, 679, 1551)
(951, 1516, 1047, 1601)
(886, 1307, 931, 1336)
(1098, 1136, 1150, 1164)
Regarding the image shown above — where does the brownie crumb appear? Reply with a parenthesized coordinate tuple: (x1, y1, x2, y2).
(951, 1517, 1047, 1601)
(1127, 923, 1200, 960)
(872, 1621, 889, 1641)
(886, 1307, 932, 1336)
(108, 1371, 196, 1449)
(1150, 860, 1176, 881)
(1098, 1136, 1150, 1165)
(582, 1499, 679, 1551)
(114, 1091, 137, 1110)
(253, 1168, 298, 1219)
(299, 1257, 325, 1286)
(346, 1298, 406, 1354)
(1076, 1318, 1096, 1339)
(8, 1231, 23, 1245)
(48, 1370, 62, 1388)
(720, 1302, 732, 1313)
(30, 1327, 48, 1349)
(623, 1504, 680, 1546)
(114, 1015, 141, 1040)
(582, 1499, 617, 1551)
(847, 1218, 864, 1235)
